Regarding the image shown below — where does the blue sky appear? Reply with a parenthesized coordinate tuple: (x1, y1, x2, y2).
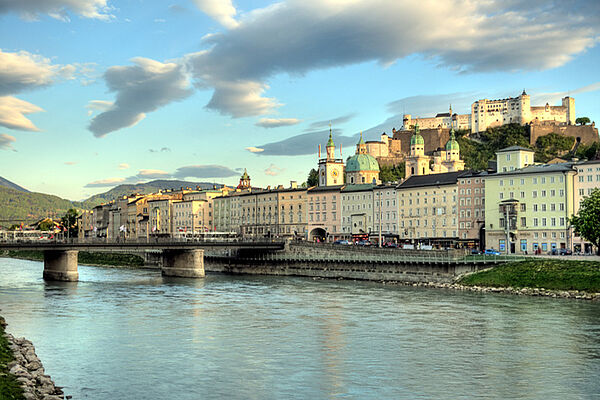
(0, 0, 599, 200)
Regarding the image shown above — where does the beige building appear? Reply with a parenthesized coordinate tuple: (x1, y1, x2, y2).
(485, 147, 576, 254)
(573, 159, 600, 254)
(341, 184, 375, 240)
(397, 171, 461, 247)
(373, 184, 399, 243)
(457, 171, 486, 248)
(307, 185, 343, 242)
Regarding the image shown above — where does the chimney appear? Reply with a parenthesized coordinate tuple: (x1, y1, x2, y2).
(290, 181, 298, 189)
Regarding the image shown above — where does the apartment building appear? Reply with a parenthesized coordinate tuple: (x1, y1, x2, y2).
(457, 171, 486, 248)
(573, 159, 600, 253)
(307, 185, 343, 242)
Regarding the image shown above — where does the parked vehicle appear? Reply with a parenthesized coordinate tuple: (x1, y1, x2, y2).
(484, 249, 501, 255)
(333, 240, 351, 245)
(383, 242, 398, 248)
(471, 249, 482, 255)
(558, 248, 573, 255)
(356, 240, 371, 246)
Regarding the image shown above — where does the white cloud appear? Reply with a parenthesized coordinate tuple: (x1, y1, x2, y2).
(0, 96, 44, 131)
(86, 100, 114, 116)
(183, 0, 599, 118)
(245, 146, 264, 153)
(0, 0, 114, 21)
(255, 118, 301, 128)
(264, 164, 284, 176)
(205, 80, 279, 117)
(173, 165, 239, 178)
(532, 82, 600, 106)
(0, 133, 16, 151)
(192, 0, 238, 29)
(88, 57, 193, 137)
(137, 169, 170, 179)
(84, 177, 126, 188)
(118, 163, 130, 170)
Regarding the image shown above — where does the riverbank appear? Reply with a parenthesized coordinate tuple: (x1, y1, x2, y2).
(0, 250, 144, 268)
(1, 315, 66, 400)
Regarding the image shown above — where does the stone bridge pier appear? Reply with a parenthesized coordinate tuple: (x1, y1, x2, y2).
(43, 250, 79, 281)
(161, 249, 205, 278)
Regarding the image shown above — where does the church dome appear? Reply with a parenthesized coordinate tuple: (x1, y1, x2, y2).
(410, 123, 424, 145)
(445, 130, 460, 151)
(346, 153, 380, 172)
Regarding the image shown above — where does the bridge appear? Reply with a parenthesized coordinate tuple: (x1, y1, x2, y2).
(0, 239, 286, 281)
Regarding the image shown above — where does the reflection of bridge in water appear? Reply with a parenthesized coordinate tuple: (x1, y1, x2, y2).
(0, 240, 286, 281)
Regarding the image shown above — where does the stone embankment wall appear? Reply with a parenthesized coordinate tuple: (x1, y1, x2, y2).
(206, 243, 479, 284)
(2, 320, 67, 400)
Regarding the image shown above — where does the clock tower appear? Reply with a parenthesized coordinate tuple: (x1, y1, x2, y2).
(317, 126, 344, 186)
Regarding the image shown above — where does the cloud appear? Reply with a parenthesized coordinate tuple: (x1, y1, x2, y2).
(154, 18, 166, 23)
(255, 117, 301, 128)
(204, 80, 279, 117)
(88, 57, 193, 137)
(0, 133, 16, 151)
(173, 164, 239, 178)
(192, 0, 238, 29)
(169, 4, 188, 14)
(308, 113, 357, 130)
(0, 0, 114, 21)
(0, 49, 74, 95)
(533, 82, 600, 106)
(84, 177, 126, 188)
(245, 146, 264, 153)
(148, 147, 171, 153)
(183, 0, 598, 118)
(136, 169, 170, 179)
(264, 164, 284, 176)
(252, 128, 358, 156)
(118, 163, 130, 170)
(0, 96, 44, 131)
(86, 100, 114, 116)
(387, 91, 479, 117)
(64, 161, 77, 165)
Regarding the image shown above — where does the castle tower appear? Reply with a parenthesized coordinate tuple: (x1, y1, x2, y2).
(405, 123, 431, 178)
(562, 96, 575, 125)
(237, 169, 251, 189)
(520, 89, 531, 124)
(318, 126, 344, 186)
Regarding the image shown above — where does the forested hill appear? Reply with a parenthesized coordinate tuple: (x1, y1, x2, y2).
(79, 179, 224, 209)
(0, 176, 29, 192)
(0, 186, 77, 226)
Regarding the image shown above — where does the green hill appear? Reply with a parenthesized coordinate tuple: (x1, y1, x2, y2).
(79, 179, 224, 209)
(0, 176, 29, 192)
(0, 186, 78, 226)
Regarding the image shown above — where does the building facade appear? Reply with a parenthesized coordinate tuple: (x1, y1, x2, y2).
(573, 159, 600, 254)
(307, 185, 343, 242)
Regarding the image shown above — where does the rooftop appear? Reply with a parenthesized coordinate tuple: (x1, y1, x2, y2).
(397, 171, 465, 189)
(496, 145, 534, 153)
(492, 162, 575, 177)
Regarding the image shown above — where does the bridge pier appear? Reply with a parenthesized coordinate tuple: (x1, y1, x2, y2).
(161, 249, 205, 278)
(43, 250, 79, 281)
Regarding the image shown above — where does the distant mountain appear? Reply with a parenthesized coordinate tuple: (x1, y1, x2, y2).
(0, 176, 29, 192)
(0, 186, 77, 226)
(80, 179, 224, 209)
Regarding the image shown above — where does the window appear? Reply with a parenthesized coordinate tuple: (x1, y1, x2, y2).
(533, 191, 537, 198)
(541, 190, 546, 197)
(533, 218, 538, 227)
(520, 204, 526, 212)
(551, 218, 556, 227)
(520, 192, 525, 198)
(521, 217, 526, 227)
(542, 218, 547, 226)
(499, 192, 504, 199)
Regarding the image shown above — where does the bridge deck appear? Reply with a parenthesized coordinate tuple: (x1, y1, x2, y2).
(0, 240, 286, 252)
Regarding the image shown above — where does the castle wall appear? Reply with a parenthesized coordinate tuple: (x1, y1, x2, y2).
(393, 128, 450, 155)
(529, 123, 599, 146)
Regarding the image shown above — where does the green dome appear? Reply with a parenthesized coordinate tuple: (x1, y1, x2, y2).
(410, 123, 424, 145)
(446, 130, 459, 151)
(411, 134, 424, 145)
(346, 153, 380, 172)
(327, 132, 334, 147)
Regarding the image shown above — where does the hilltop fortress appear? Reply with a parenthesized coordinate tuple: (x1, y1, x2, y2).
(365, 91, 598, 166)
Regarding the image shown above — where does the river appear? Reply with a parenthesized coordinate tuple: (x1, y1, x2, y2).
(1, 258, 599, 399)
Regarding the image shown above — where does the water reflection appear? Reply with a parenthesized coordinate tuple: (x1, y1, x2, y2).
(1, 258, 600, 399)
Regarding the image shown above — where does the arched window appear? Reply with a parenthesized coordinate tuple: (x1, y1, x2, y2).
(362, 176, 365, 183)
(411, 167, 415, 175)
(350, 176, 354, 184)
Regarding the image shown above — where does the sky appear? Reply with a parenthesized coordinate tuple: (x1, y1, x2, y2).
(0, 0, 599, 201)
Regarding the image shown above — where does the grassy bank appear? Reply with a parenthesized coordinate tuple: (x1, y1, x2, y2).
(2, 250, 144, 268)
(0, 317, 25, 400)
(459, 259, 600, 292)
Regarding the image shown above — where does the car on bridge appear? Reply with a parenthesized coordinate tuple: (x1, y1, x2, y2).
(333, 240, 351, 245)
(484, 249, 501, 256)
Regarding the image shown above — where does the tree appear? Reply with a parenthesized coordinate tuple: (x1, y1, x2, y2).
(534, 133, 575, 162)
(307, 168, 318, 187)
(576, 117, 591, 125)
(379, 164, 405, 182)
(575, 141, 600, 160)
(569, 189, 600, 255)
(61, 208, 79, 238)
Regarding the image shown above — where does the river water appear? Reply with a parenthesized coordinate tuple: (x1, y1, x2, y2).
(1, 258, 599, 399)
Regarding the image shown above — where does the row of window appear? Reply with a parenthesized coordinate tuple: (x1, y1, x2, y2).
(500, 175, 564, 186)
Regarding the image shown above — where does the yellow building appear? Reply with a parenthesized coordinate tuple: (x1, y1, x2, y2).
(485, 146, 576, 254)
